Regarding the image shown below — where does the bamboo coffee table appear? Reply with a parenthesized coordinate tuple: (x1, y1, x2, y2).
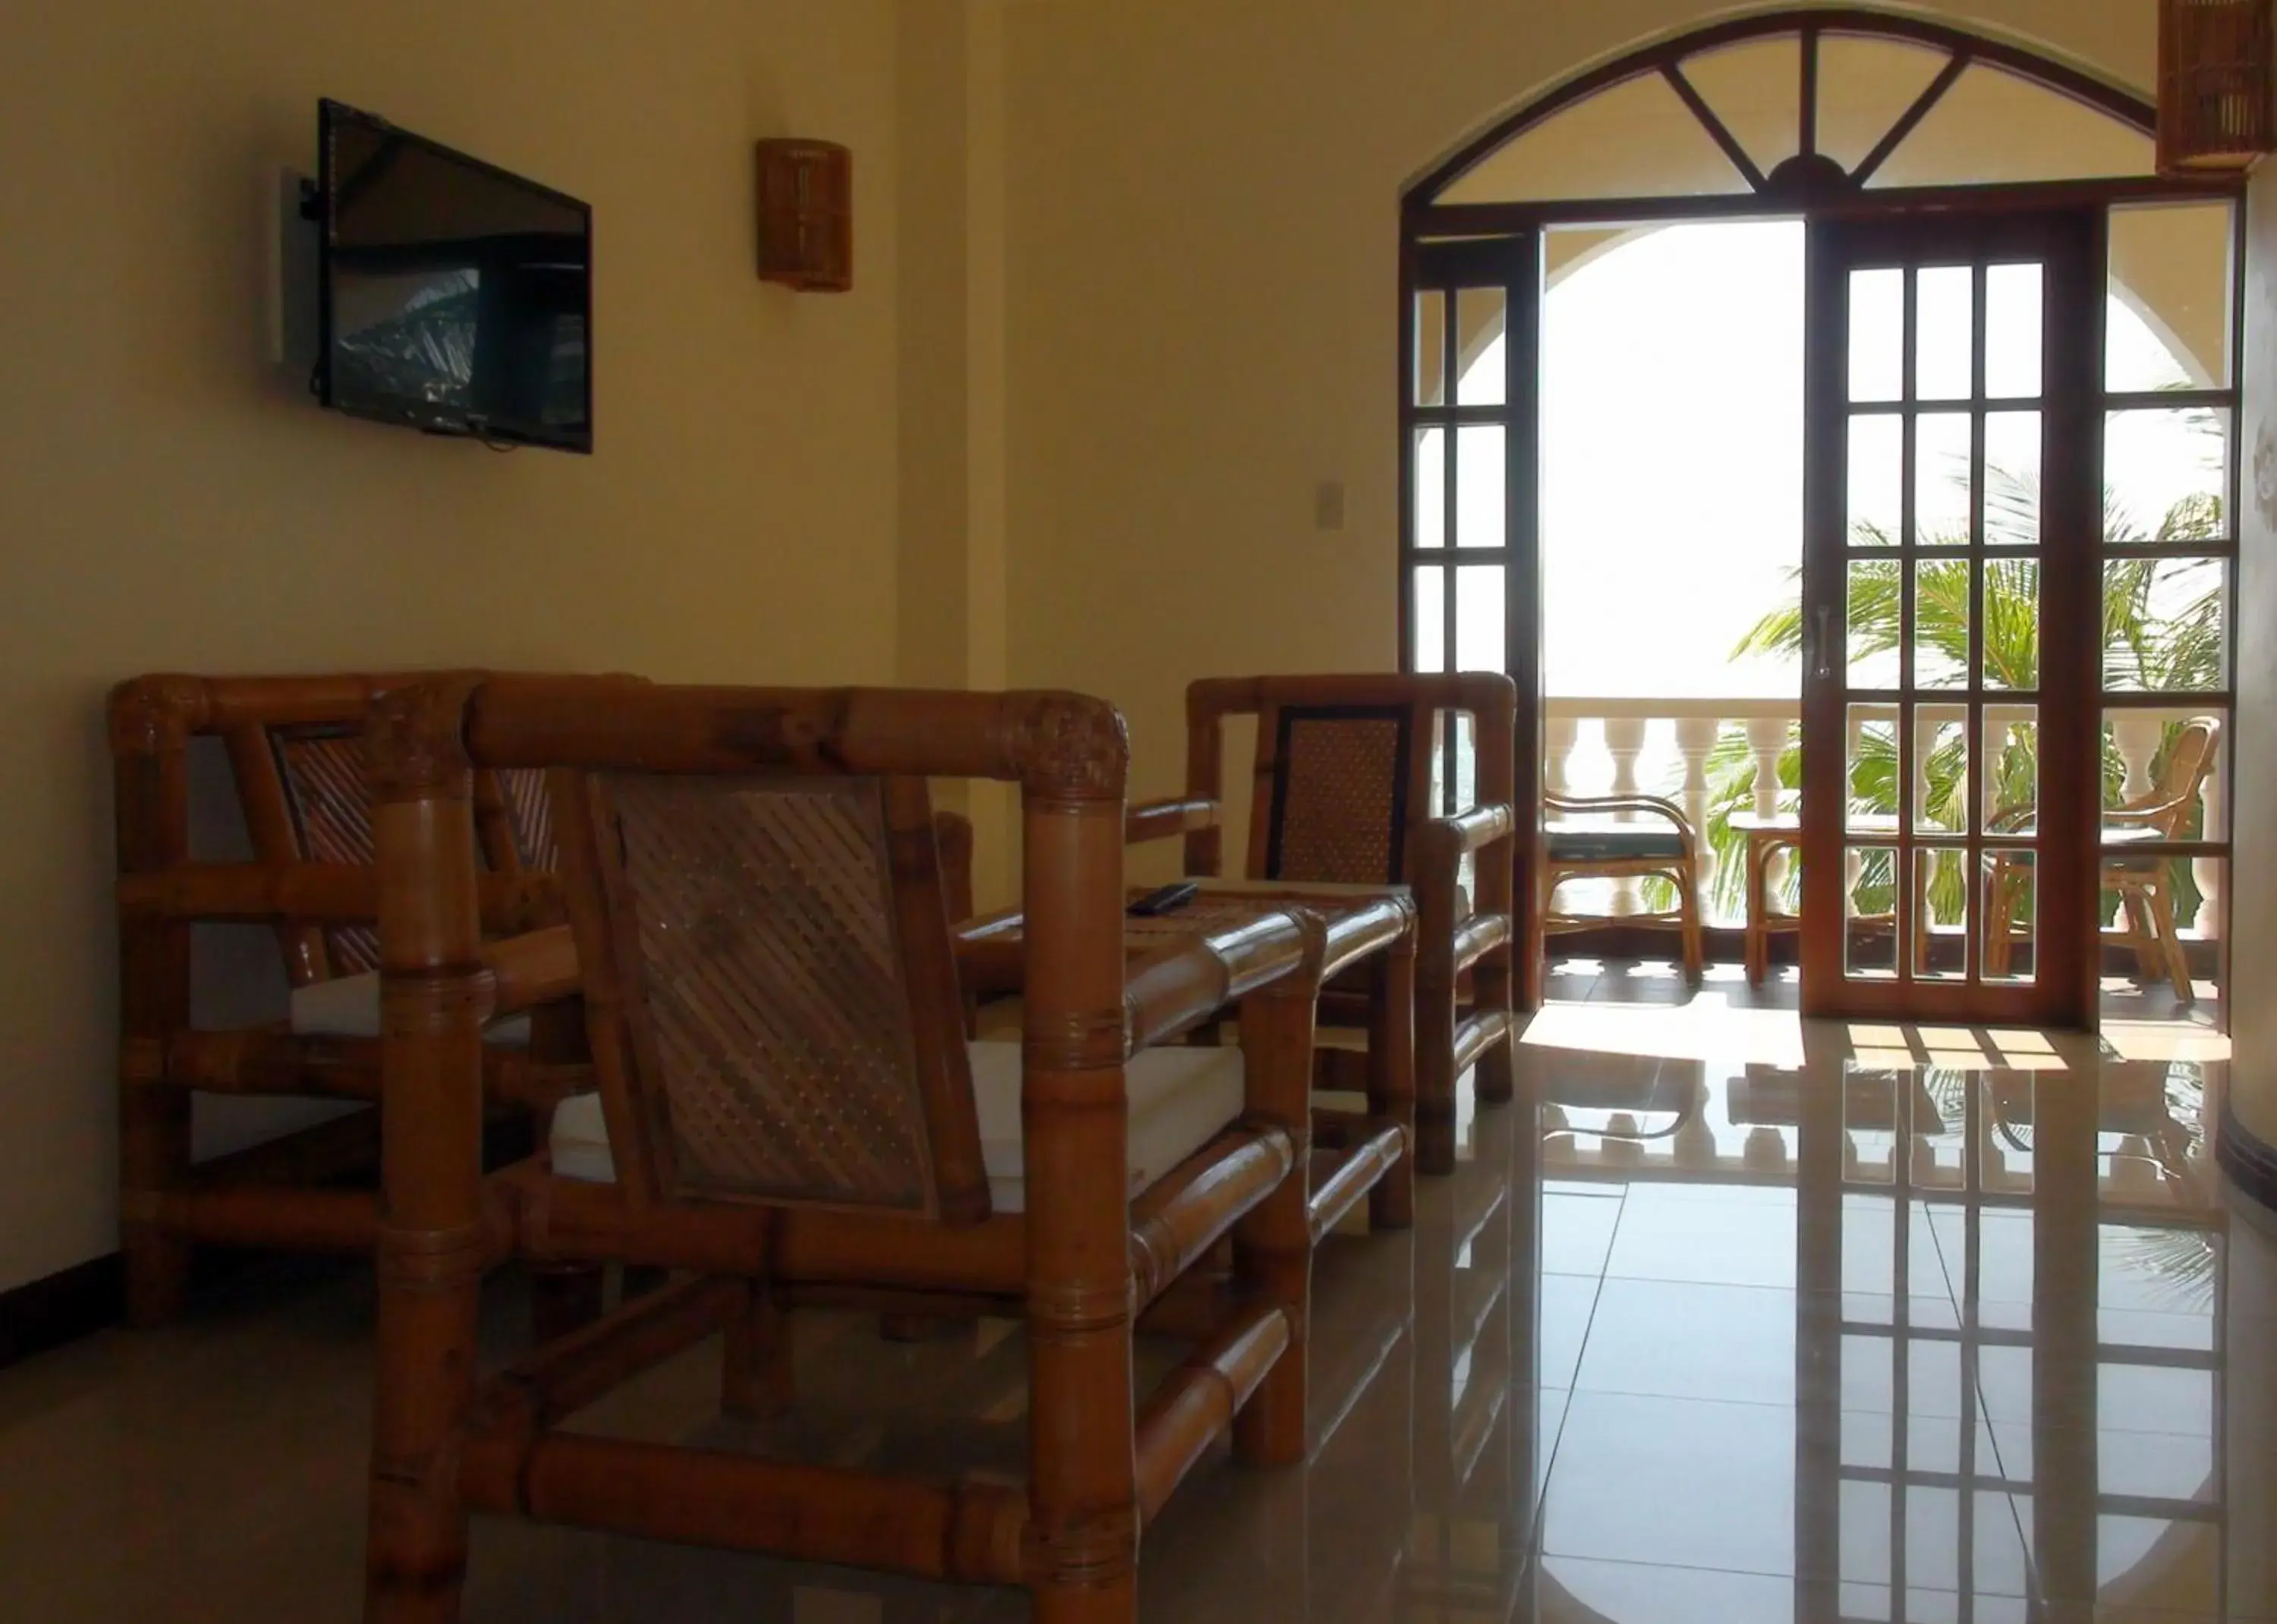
(955, 878, 1419, 1231)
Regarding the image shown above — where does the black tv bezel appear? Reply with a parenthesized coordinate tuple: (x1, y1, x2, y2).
(316, 98, 594, 455)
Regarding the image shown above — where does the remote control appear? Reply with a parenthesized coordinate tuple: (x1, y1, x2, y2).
(1126, 881, 1201, 917)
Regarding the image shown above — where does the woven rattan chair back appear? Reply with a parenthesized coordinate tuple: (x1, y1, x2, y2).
(1260, 703, 1419, 885)
(2140, 716, 2222, 836)
(256, 722, 556, 983)
(1181, 675, 1516, 887)
(557, 768, 987, 1220)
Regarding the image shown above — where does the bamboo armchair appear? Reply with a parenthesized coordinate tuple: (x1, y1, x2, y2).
(1538, 790, 1705, 984)
(1986, 716, 2221, 1002)
(1123, 672, 1520, 1177)
(108, 672, 608, 1327)
(362, 678, 1347, 1624)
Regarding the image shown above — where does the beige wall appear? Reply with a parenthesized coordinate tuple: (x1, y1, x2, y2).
(0, 0, 903, 1292)
(897, 0, 1018, 911)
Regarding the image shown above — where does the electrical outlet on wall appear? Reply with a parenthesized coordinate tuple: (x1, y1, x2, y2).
(1315, 479, 1347, 532)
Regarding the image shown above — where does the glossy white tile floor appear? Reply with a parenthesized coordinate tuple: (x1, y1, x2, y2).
(0, 959, 2267, 1622)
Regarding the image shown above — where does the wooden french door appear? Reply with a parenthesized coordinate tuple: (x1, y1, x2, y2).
(1403, 233, 1545, 1006)
(1800, 209, 2101, 1025)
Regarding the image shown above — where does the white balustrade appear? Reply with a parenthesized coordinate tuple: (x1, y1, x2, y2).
(1745, 715, 1787, 820)
(1543, 714, 1579, 800)
(1539, 698, 2228, 943)
(1601, 715, 1650, 914)
(1545, 698, 1800, 927)
(1674, 716, 1721, 863)
(2110, 713, 2167, 804)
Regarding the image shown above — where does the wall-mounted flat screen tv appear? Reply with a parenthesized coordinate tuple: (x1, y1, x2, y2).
(317, 99, 592, 453)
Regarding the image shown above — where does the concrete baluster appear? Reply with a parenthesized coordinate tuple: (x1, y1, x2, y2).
(1603, 715, 1649, 915)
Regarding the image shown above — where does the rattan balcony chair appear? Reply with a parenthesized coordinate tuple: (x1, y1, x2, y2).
(1538, 790, 1705, 984)
(1119, 672, 1520, 1177)
(360, 677, 1354, 1624)
(1985, 715, 2220, 1002)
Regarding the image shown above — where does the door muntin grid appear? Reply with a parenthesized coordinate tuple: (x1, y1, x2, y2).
(1838, 253, 2048, 991)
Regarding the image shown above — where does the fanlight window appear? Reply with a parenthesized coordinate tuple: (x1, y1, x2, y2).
(1433, 24, 2158, 206)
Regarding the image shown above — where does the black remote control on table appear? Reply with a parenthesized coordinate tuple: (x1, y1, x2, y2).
(1127, 881, 1201, 917)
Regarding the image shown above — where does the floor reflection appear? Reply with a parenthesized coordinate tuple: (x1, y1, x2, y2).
(0, 974, 2267, 1622)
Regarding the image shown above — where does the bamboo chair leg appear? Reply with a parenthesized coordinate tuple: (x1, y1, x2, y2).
(1472, 938, 1516, 1110)
(1744, 841, 1768, 988)
(121, 1087, 193, 1327)
(1415, 842, 1460, 1178)
(1678, 863, 1705, 987)
(2147, 880, 2194, 1005)
(722, 1279, 795, 1421)
(1369, 937, 1417, 1230)
(364, 724, 487, 1624)
(1473, 1031, 1516, 1110)
(2121, 890, 2161, 982)
(530, 1261, 606, 1345)
(1233, 984, 1315, 1469)
(115, 713, 195, 1327)
(1413, 965, 1457, 1181)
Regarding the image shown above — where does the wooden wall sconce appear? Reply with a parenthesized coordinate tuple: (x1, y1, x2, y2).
(755, 140, 854, 292)
(2159, 0, 2275, 173)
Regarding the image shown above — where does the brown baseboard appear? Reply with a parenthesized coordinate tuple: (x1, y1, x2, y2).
(0, 1253, 121, 1373)
(0, 1114, 539, 1374)
(2219, 1100, 2277, 1216)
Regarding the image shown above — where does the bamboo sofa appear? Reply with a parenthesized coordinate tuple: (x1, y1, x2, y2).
(359, 677, 1376, 1624)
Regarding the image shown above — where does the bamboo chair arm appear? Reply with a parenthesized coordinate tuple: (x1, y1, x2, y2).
(2106, 786, 2200, 834)
(1126, 796, 1220, 847)
(482, 927, 580, 1017)
(946, 911, 1025, 1002)
(115, 862, 561, 934)
(1121, 910, 1313, 1052)
(1545, 791, 1701, 850)
(1421, 801, 1517, 861)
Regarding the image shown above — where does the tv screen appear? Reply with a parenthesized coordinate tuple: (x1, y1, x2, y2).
(317, 99, 592, 453)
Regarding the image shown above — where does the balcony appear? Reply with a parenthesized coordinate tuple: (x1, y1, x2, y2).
(1542, 697, 2225, 952)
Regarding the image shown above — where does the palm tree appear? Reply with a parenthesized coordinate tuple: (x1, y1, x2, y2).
(1709, 452, 2225, 932)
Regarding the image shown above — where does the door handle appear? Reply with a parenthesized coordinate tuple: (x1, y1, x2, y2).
(1808, 605, 1836, 682)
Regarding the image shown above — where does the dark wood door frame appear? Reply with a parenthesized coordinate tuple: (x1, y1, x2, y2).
(1401, 234, 1544, 1008)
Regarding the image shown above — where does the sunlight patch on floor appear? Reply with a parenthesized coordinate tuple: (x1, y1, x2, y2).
(2101, 1019, 2231, 1064)
(1521, 996, 1806, 1068)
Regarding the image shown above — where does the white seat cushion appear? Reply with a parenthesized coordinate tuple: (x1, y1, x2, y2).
(288, 970, 532, 1047)
(548, 1040, 1248, 1212)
